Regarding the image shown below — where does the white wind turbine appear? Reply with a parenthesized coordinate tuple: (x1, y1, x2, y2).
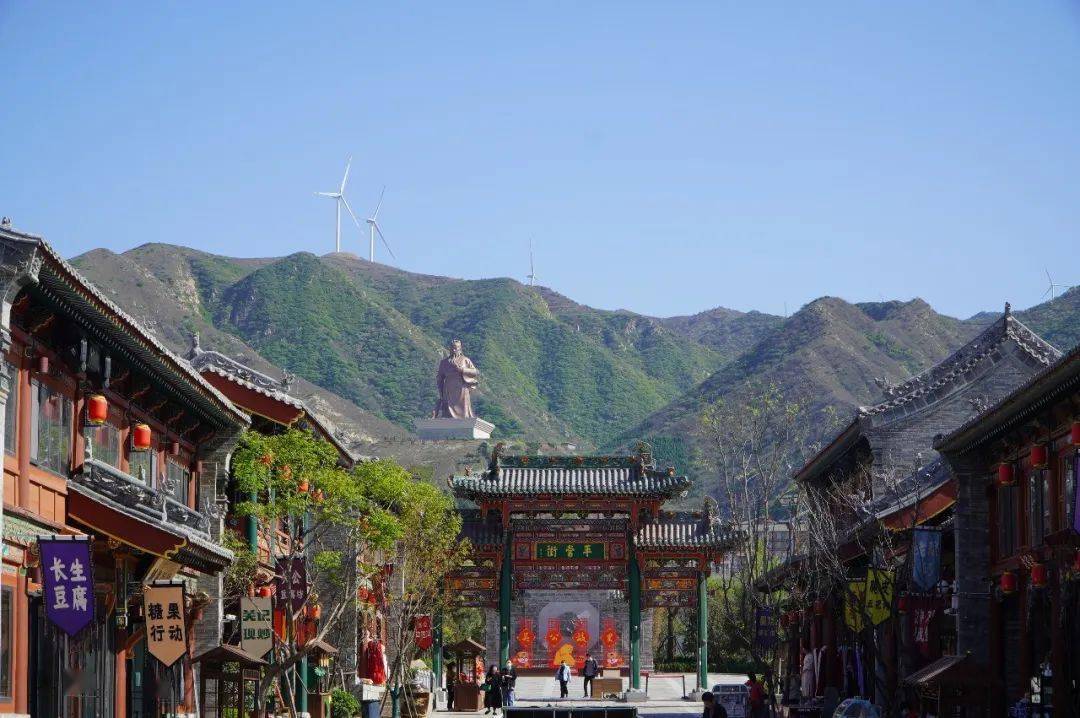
(1042, 268, 1076, 302)
(526, 238, 537, 286)
(364, 186, 395, 263)
(315, 157, 364, 253)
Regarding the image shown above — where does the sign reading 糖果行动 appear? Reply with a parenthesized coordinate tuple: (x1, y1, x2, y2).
(145, 583, 187, 667)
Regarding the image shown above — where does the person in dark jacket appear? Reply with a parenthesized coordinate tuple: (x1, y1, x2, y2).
(581, 652, 599, 697)
(701, 691, 729, 718)
(502, 660, 518, 707)
(483, 665, 503, 714)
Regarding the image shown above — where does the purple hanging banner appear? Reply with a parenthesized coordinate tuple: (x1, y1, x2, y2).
(1072, 455, 1080, 535)
(39, 536, 95, 637)
(275, 556, 307, 613)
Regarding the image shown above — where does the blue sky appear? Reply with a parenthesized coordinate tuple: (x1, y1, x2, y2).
(2, 2, 1078, 319)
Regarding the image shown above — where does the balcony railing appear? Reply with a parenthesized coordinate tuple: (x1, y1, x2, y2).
(72, 457, 212, 538)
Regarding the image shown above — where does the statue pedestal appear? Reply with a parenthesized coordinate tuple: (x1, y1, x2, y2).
(415, 417, 494, 440)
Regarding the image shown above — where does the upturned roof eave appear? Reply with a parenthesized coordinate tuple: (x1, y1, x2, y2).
(936, 342, 1080, 456)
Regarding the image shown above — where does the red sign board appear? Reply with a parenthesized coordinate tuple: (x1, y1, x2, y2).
(414, 614, 433, 650)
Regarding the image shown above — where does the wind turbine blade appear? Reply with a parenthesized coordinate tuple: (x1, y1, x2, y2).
(316, 192, 339, 198)
(373, 222, 396, 259)
(340, 156, 352, 193)
(372, 186, 385, 220)
(341, 196, 365, 231)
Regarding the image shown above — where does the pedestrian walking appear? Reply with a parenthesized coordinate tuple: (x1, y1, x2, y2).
(745, 673, 766, 718)
(502, 660, 518, 707)
(445, 662, 457, 711)
(482, 665, 503, 715)
(581, 652, 599, 697)
(555, 661, 571, 699)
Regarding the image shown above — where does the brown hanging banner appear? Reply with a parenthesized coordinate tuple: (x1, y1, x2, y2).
(144, 583, 187, 667)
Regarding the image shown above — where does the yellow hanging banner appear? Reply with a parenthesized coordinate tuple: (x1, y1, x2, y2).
(844, 580, 866, 632)
(864, 568, 895, 627)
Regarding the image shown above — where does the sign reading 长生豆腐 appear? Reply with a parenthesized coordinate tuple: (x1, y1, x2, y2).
(39, 537, 95, 637)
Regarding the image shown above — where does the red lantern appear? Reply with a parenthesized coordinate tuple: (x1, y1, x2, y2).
(306, 603, 322, 620)
(1073, 550, 1080, 573)
(35, 355, 48, 374)
(1031, 444, 1048, 469)
(1031, 563, 1048, 588)
(813, 599, 825, 616)
(1071, 422, 1080, 447)
(257, 586, 272, 598)
(132, 423, 152, 451)
(997, 463, 1014, 487)
(87, 394, 108, 425)
(897, 595, 909, 614)
(1000, 571, 1017, 595)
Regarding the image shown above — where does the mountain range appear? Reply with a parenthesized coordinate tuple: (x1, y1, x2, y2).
(70, 244, 1080, 491)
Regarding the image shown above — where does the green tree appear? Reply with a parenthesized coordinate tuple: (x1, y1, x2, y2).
(227, 429, 412, 718)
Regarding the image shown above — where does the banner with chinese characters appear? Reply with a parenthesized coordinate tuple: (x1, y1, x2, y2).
(144, 583, 187, 667)
(39, 537, 95, 636)
(844, 580, 866, 632)
(864, 568, 895, 627)
(241, 596, 273, 659)
(414, 614, 433, 650)
(753, 607, 776, 651)
(910, 528, 942, 592)
(275, 557, 308, 613)
(535, 542, 606, 560)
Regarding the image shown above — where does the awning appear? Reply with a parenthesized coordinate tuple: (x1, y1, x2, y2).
(307, 639, 339, 656)
(903, 654, 982, 687)
(445, 638, 486, 656)
(193, 644, 268, 668)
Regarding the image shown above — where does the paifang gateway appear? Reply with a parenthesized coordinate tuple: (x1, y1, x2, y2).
(443, 447, 737, 690)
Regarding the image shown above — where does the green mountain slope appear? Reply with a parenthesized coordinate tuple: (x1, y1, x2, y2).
(614, 297, 984, 494)
(73, 244, 757, 447)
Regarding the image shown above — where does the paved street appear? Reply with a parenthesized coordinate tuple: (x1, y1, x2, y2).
(435, 673, 750, 716)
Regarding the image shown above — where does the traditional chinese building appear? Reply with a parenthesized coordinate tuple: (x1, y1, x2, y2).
(444, 447, 735, 694)
(761, 308, 1060, 713)
(937, 340, 1080, 717)
(185, 337, 367, 718)
(0, 222, 249, 717)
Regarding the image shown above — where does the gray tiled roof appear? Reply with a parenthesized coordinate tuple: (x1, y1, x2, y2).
(451, 461, 691, 499)
(859, 312, 1060, 420)
(635, 514, 737, 550)
(0, 226, 249, 427)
